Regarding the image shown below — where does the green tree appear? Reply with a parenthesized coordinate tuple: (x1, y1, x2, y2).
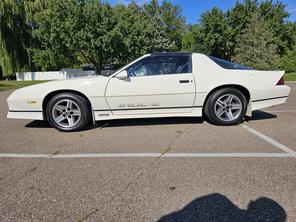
(284, 22, 296, 50)
(24, 0, 47, 71)
(112, 2, 172, 65)
(31, 0, 80, 71)
(181, 24, 209, 54)
(0, 0, 30, 77)
(181, 24, 197, 52)
(281, 22, 296, 72)
(227, 0, 288, 59)
(159, 0, 186, 51)
(76, 0, 116, 73)
(144, 0, 186, 51)
(226, 0, 257, 59)
(197, 7, 230, 59)
(185, 0, 290, 61)
(281, 44, 296, 73)
(234, 10, 280, 70)
(30, 0, 177, 73)
(259, 0, 289, 55)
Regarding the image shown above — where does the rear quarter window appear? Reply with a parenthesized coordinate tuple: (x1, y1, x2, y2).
(209, 56, 254, 70)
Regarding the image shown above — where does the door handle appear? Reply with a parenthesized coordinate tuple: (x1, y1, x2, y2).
(179, 80, 190, 83)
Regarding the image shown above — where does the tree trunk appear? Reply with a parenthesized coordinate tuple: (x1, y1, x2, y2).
(0, 66, 2, 80)
(95, 60, 103, 75)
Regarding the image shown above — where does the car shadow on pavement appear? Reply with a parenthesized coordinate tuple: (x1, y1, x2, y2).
(157, 193, 286, 222)
(246, 110, 277, 122)
(25, 117, 205, 130)
(25, 120, 51, 128)
(25, 111, 276, 130)
(100, 117, 205, 128)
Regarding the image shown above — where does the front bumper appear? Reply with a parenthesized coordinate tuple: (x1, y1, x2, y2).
(7, 111, 44, 120)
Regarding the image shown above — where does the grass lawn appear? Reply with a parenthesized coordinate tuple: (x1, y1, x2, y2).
(284, 73, 296, 81)
(0, 80, 48, 91)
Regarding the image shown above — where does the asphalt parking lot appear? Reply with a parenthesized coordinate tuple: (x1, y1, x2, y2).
(0, 83, 295, 222)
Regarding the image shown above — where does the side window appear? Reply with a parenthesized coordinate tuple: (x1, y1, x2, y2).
(208, 56, 254, 70)
(127, 55, 191, 77)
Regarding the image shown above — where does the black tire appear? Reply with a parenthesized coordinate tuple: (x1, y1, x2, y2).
(46, 93, 91, 132)
(204, 88, 247, 126)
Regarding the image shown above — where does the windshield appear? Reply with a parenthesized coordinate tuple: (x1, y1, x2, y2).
(209, 56, 254, 70)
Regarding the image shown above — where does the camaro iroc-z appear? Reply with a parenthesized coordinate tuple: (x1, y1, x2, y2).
(7, 53, 291, 131)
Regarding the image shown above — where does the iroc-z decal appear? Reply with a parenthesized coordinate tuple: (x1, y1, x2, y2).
(118, 103, 160, 109)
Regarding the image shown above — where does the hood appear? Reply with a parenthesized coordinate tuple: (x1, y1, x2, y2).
(8, 75, 109, 101)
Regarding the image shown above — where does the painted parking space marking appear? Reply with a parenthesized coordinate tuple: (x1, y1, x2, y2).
(1, 124, 295, 159)
(242, 125, 296, 154)
(0, 152, 296, 159)
(0, 153, 51, 158)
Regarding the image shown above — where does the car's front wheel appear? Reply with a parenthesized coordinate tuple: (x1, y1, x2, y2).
(46, 93, 91, 132)
(204, 88, 247, 126)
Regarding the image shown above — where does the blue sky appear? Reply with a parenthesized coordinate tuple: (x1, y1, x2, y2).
(107, 0, 296, 24)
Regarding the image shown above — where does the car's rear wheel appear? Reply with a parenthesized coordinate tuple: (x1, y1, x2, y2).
(204, 88, 247, 126)
(46, 93, 91, 132)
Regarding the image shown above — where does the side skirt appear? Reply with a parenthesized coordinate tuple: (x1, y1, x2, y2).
(93, 107, 203, 121)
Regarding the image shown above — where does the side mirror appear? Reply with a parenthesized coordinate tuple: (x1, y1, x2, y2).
(116, 70, 128, 80)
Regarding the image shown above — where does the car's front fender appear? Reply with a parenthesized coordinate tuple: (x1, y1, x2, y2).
(7, 76, 109, 114)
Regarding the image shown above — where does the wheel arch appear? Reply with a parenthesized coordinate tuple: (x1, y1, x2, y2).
(203, 84, 251, 113)
(42, 90, 93, 121)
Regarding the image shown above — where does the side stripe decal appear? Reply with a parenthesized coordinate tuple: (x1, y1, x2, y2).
(94, 106, 202, 112)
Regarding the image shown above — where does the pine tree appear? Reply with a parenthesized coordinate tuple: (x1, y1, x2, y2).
(233, 10, 280, 70)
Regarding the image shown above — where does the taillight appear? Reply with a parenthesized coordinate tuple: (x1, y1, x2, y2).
(276, 76, 285, 85)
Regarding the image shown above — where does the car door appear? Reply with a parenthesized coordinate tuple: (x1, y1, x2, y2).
(105, 54, 196, 115)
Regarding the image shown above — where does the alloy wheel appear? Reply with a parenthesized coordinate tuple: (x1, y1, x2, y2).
(52, 99, 81, 128)
(214, 94, 242, 122)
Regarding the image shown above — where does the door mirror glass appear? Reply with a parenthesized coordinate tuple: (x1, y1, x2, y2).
(116, 70, 128, 80)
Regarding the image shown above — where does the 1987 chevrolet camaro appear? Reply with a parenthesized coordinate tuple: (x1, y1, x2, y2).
(7, 53, 291, 132)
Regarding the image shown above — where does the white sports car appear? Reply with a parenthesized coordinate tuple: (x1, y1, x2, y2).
(7, 53, 291, 131)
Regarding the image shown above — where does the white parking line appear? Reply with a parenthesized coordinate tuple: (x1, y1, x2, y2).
(1, 125, 294, 159)
(0, 152, 295, 159)
(0, 153, 51, 158)
(241, 125, 296, 154)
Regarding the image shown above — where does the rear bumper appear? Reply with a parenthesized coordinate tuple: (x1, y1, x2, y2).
(7, 111, 44, 120)
(251, 85, 291, 111)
